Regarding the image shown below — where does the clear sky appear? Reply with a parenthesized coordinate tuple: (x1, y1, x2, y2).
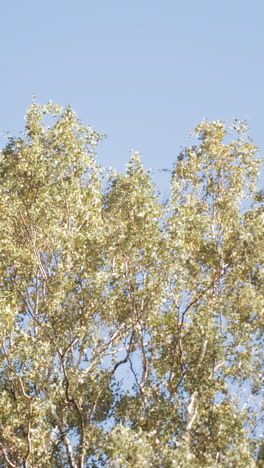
(1, 0, 263, 191)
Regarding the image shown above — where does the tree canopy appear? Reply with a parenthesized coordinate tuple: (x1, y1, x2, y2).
(0, 102, 263, 467)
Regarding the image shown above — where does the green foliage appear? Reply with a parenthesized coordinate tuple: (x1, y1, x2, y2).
(0, 105, 263, 467)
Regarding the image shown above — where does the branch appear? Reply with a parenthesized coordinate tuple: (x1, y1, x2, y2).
(0, 442, 17, 468)
(51, 409, 78, 468)
(185, 390, 198, 431)
(24, 402, 32, 467)
(19, 210, 48, 281)
(80, 326, 124, 378)
(88, 331, 135, 423)
(138, 325, 149, 394)
(180, 267, 229, 328)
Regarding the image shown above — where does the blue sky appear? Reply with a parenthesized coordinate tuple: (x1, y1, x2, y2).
(1, 0, 263, 191)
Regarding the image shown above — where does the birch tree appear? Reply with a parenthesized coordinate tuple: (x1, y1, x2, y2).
(0, 103, 263, 467)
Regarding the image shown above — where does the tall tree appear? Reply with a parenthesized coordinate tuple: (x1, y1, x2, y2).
(0, 104, 263, 467)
